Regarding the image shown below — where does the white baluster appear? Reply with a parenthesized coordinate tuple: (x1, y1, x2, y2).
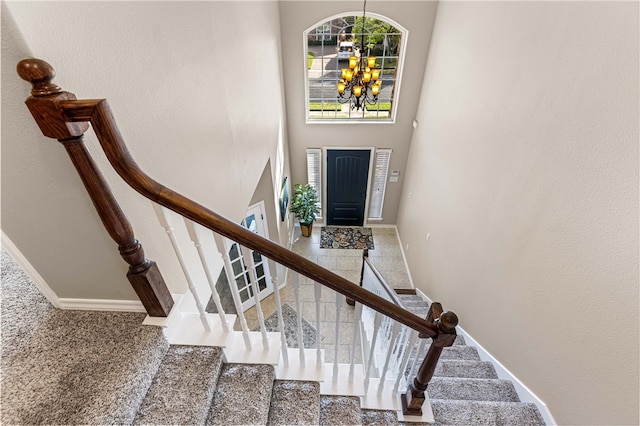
(333, 291, 343, 379)
(349, 301, 363, 382)
(153, 204, 210, 331)
(364, 311, 383, 391)
(394, 329, 418, 393)
(292, 272, 305, 367)
(271, 276, 289, 367)
(374, 315, 392, 375)
(213, 234, 252, 350)
(183, 219, 229, 332)
(390, 326, 410, 382)
(314, 281, 322, 367)
(377, 321, 401, 395)
(240, 245, 269, 349)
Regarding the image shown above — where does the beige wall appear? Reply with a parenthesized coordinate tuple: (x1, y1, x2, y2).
(279, 1, 437, 224)
(2, 1, 291, 299)
(397, 2, 639, 424)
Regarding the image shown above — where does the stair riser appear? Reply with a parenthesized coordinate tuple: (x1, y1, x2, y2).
(428, 378, 520, 402)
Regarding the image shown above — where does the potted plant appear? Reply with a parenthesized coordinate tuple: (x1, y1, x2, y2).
(290, 183, 320, 237)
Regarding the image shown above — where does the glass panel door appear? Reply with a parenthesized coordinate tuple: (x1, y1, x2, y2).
(225, 202, 273, 311)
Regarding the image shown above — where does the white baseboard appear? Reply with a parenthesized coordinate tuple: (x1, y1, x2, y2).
(393, 225, 415, 289)
(365, 222, 392, 228)
(57, 298, 147, 312)
(1, 231, 61, 308)
(413, 288, 556, 425)
(415, 288, 431, 303)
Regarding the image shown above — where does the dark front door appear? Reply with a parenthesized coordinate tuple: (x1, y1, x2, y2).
(327, 149, 371, 226)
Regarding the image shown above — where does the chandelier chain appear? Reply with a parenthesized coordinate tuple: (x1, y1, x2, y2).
(336, 0, 381, 111)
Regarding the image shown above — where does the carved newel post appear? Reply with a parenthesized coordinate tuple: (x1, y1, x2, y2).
(402, 306, 458, 416)
(17, 58, 174, 317)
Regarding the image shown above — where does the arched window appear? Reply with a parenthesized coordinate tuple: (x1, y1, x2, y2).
(304, 12, 407, 123)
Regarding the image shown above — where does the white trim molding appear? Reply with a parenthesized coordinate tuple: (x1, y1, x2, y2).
(392, 225, 415, 289)
(57, 298, 146, 312)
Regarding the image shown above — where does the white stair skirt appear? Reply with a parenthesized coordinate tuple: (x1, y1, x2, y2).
(320, 363, 365, 396)
(142, 293, 184, 328)
(275, 348, 325, 381)
(223, 331, 282, 364)
(361, 378, 434, 423)
(166, 312, 236, 347)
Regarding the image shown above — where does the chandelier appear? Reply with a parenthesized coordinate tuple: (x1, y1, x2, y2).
(337, 0, 381, 111)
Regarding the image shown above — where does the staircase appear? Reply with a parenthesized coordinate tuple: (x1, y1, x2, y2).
(397, 294, 545, 426)
(2, 247, 545, 425)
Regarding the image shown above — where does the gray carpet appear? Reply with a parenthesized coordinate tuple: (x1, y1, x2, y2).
(207, 363, 275, 425)
(133, 346, 224, 425)
(268, 380, 321, 425)
(1, 249, 169, 425)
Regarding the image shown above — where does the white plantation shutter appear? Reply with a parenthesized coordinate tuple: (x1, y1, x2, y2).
(306, 148, 322, 215)
(368, 148, 392, 219)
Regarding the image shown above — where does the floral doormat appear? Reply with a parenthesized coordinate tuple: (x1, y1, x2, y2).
(320, 226, 374, 250)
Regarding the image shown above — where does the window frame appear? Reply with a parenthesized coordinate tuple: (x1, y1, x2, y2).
(368, 148, 392, 220)
(306, 148, 323, 219)
(303, 12, 409, 124)
(315, 24, 332, 41)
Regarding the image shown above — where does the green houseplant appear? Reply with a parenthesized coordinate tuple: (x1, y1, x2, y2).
(290, 183, 320, 237)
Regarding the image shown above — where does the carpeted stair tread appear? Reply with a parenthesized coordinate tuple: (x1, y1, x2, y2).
(409, 344, 481, 361)
(430, 400, 546, 426)
(452, 334, 466, 345)
(267, 380, 320, 425)
(428, 377, 520, 402)
(433, 359, 499, 379)
(412, 335, 465, 346)
(362, 409, 398, 425)
(319, 395, 362, 426)
(133, 346, 224, 425)
(407, 307, 430, 317)
(206, 363, 275, 425)
(397, 296, 427, 306)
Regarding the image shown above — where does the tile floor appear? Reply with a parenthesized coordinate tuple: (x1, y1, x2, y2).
(241, 226, 411, 364)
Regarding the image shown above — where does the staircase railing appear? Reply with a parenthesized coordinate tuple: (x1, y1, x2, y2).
(359, 249, 411, 379)
(17, 58, 458, 416)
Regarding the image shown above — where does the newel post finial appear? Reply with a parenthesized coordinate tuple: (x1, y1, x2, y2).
(17, 58, 62, 97)
(17, 58, 88, 140)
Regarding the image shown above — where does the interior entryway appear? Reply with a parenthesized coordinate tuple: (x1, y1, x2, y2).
(225, 201, 273, 311)
(326, 149, 371, 226)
